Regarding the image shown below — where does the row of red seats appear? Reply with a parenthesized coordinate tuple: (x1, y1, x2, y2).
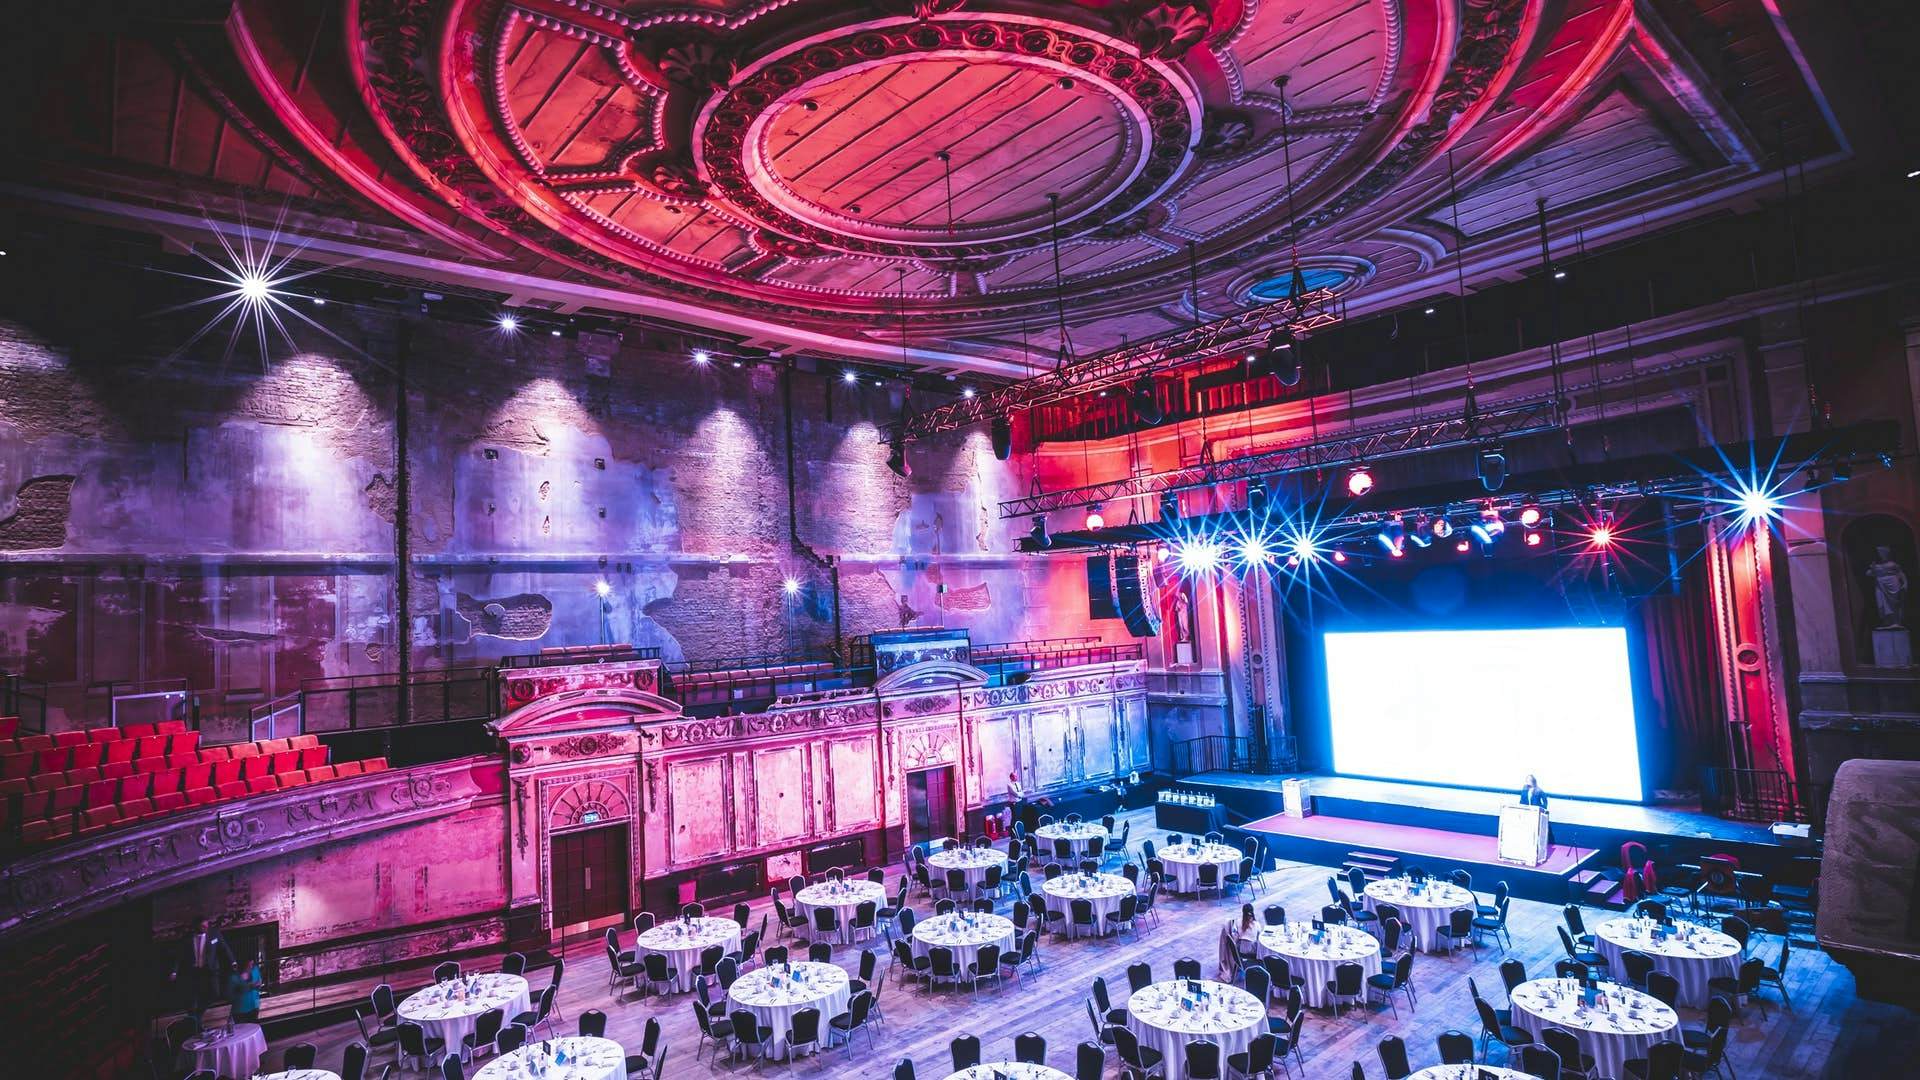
(6, 750, 390, 846)
(674, 661, 837, 706)
(1, 733, 322, 793)
(0, 718, 189, 757)
(0, 715, 16, 739)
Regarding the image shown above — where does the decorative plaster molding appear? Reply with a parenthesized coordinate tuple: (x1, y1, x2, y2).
(0, 759, 498, 944)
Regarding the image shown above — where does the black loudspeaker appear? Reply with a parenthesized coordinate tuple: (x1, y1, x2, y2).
(1160, 490, 1180, 522)
(990, 417, 1012, 460)
(1087, 552, 1121, 620)
(1113, 553, 1162, 638)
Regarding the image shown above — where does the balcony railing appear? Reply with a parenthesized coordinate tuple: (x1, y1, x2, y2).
(2, 672, 49, 733)
(1167, 734, 1299, 777)
(1701, 766, 1830, 831)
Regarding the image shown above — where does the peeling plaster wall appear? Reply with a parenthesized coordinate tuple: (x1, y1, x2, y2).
(0, 301, 1112, 725)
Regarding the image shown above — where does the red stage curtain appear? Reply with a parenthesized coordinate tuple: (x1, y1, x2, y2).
(1635, 560, 1725, 793)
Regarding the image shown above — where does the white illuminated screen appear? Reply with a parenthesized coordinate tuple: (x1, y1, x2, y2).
(1325, 627, 1643, 801)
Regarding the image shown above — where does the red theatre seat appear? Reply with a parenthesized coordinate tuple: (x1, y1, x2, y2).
(304, 765, 336, 783)
(68, 742, 104, 770)
(120, 723, 156, 741)
(334, 761, 363, 778)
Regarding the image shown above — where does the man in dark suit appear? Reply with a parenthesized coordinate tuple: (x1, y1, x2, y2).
(170, 919, 235, 1021)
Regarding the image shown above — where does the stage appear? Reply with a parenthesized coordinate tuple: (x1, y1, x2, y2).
(1195, 772, 1798, 907)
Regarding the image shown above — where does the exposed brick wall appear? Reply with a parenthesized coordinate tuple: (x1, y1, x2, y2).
(0, 298, 1112, 725)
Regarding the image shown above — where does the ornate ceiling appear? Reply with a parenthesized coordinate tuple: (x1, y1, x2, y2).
(2, 0, 1853, 368)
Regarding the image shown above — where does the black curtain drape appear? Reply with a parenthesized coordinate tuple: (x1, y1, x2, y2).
(1634, 558, 1725, 794)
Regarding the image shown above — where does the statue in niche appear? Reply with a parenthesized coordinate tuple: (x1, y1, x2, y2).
(1867, 545, 1909, 628)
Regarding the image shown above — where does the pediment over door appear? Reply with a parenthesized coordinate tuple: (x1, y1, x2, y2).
(873, 660, 989, 695)
(493, 687, 683, 743)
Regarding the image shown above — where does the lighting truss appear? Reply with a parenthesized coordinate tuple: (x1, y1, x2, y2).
(899, 287, 1342, 441)
(997, 392, 1564, 519)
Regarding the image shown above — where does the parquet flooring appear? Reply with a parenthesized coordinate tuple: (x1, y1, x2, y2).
(286, 809, 1901, 1079)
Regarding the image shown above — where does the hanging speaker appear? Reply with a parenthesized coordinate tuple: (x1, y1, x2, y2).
(1086, 551, 1120, 620)
(1113, 553, 1163, 638)
(990, 416, 1012, 461)
(1160, 489, 1180, 522)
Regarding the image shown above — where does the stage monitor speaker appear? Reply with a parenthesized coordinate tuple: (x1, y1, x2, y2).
(1113, 552, 1162, 638)
(1086, 552, 1121, 620)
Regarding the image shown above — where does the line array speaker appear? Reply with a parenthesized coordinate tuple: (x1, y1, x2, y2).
(1113, 552, 1162, 638)
(1086, 551, 1120, 620)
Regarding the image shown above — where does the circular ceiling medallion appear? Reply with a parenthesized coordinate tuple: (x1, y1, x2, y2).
(697, 18, 1200, 259)
(1247, 267, 1354, 301)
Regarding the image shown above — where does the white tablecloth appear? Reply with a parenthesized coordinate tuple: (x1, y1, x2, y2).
(1035, 822, 1108, 858)
(179, 1023, 266, 1079)
(396, 973, 531, 1051)
(1159, 843, 1242, 894)
(258, 1072, 341, 1080)
(944, 1065, 1074, 1080)
(1363, 878, 1477, 954)
(1409, 1068, 1528, 1080)
(727, 961, 851, 1060)
(929, 848, 1009, 893)
(1125, 979, 1264, 1080)
(795, 880, 887, 944)
(1256, 922, 1382, 1008)
(1042, 873, 1134, 938)
(913, 912, 1016, 976)
(635, 917, 742, 991)
(1594, 918, 1742, 1008)
(1509, 978, 1679, 1080)
(473, 1036, 623, 1080)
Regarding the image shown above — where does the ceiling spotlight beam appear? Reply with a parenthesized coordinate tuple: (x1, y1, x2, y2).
(898, 288, 1342, 441)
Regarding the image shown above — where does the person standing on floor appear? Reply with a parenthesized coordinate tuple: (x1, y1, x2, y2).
(226, 949, 265, 1025)
(170, 919, 235, 1022)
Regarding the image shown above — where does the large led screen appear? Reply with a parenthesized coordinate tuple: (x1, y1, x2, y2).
(1324, 627, 1643, 801)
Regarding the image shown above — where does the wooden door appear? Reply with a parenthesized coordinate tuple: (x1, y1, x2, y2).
(548, 824, 630, 931)
(906, 767, 957, 846)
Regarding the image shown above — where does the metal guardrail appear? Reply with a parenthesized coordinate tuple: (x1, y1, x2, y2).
(2, 672, 49, 733)
(1702, 766, 1830, 830)
(1167, 734, 1299, 777)
(95, 678, 197, 731)
(974, 642, 1145, 684)
(499, 645, 663, 669)
(248, 692, 303, 743)
(297, 667, 497, 734)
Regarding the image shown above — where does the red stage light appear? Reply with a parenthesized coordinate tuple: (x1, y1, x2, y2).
(1455, 539, 1471, 553)
(1331, 550, 1347, 564)
(1519, 504, 1543, 528)
(1523, 531, 1543, 547)
(1346, 467, 1374, 497)
(1589, 525, 1614, 548)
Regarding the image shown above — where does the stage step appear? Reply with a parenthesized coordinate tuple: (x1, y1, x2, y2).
(1568, 869, 1629, 909)
(1341, 850, 1400, 882)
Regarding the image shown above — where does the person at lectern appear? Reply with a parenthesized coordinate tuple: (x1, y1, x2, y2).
(1519, 774, 1549, 809)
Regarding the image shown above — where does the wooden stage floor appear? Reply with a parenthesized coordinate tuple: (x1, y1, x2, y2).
(275, 808, 1891, 1079)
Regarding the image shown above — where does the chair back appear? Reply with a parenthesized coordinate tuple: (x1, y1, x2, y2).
(1500, 957, 1527, 993)
(1091, 975, 1116, 1013)
(1333, 961, 1363, 994)
(1377, 1035, 1411, 1080)
(973, 943, 1001, 973)
(789, 1006, 821, 1043)
(1015, 1031, 1047, 1064)
(729, 1008, 762, 1044)
(1263, 904, 1285, 926)
(1563, 904, 1587, 937)
(1555, 959, 1586, 979)
(1173, 956, 1202, 980)
(398, 1022, 429, 1055)
(433, 961, 460, 983)
(1623, 949, 1655, 985)
(1646, 970, 1680, 1007)
(442, 1058, 465, 1080)
(372, 983, 397, 1020)
(1381, 917, 1403, 953)
(496, 1024, 527, 1053)
(1184, 1039, 1222, 1079)
(1517, 1043, 1562, 1080)
(1447, 907, 1473, 937)
(501, 951, 526, 976)
(1072, 898, 1096, 924)
(1127, 961, 1153, 993)
(1244, 964, 1271, 1003)
(930, 946, 957, 976)
(951, 1033, 982, 1070)
(808, 943, 833, 964)
(1721, 914, 1751, 951)
(577, 1009, 605, 1038)
(1076, 1040, 1105, 1080)
(1322, 904, 1349, 925)
(1436, 1029, 1473, 1065)
(1541, 1026, 1585, 1069)
(894, 1058, 916, 1080)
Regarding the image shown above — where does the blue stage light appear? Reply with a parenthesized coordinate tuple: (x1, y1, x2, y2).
(1174, 538, 1223, 574)
(1734, 484, 1783, 527)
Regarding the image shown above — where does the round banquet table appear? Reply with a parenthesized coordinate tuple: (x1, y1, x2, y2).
(635, 917, 742, 991)
(472, 1035, 624, 1080)
(794, 879, 886, 944)
(929, 847, 1009, 893)
(1124, 979, 1265, 1080)
(397, 972, 531, 1051)
(1034, 822, 1108, 858)
(944, 1065, 1074, 1080)
(1041, 872, 1134, 938)
(912, 911, 1016, 975)
(726, 961, 851, 1060)
(1363, 878, 1477, 954)
(1409, 1068, 1529, 1080)
(1158, 841, 1243, 894)
(258, 1072, 341, 1080)
(1256, 922, 1382, 1008)
(178, 1023, 266, 1079)
(1593, 917, 1742, 1009)
(1509, 978, 1680, 1080)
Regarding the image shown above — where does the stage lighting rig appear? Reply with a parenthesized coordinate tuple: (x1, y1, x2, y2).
(1346, 466, 1375, 498)
(1027, 516, 1052, 549)
(1477, 447, 1508, 492)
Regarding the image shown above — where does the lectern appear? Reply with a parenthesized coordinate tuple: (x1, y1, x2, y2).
(1497, 803, 1550, 867)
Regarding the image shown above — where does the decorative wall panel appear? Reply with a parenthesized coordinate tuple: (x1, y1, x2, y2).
(668, 758, 731, 865)
(1080, 700, 1117, 779)
(827, 738, 880, 832)
(750, 746, 811, 848)
(1030, 710, 1073, 787)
